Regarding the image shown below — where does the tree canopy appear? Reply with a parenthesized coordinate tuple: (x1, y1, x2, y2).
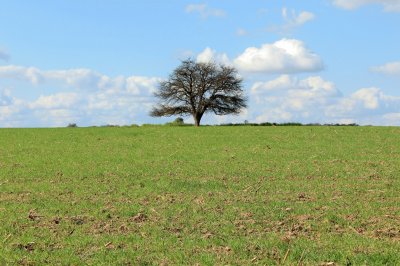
(150, 59, 247, 126)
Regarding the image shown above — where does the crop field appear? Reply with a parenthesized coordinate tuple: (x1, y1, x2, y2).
(0, 126, 399, 265)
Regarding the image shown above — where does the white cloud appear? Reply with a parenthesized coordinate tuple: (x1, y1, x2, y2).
(267, 8, 314, 34)
(0, 64, 161, 127)
(126, 76, 159, 95)
(281, 8, 315, 29)
(185, 3, 226, 18)
(0, 104, 17, 123)
(234, 39, 323, 74)
(282, 7, 288, 18)
(44, 69, 104, 90)
(250, 75, 339, 123)
(0, 89, 14, 106)
(0, 65, 43, 84)
(248, 75, 400, 125)
(251, 75, 339, 104)
(325, 88, 400, 125)
(29, 93, 80, 109)
(351, 87, 381, 109)
(293, 11, 315, 25)
(0, 89, 25, 126)
(370, 61, 400, 76)
(251, 75, 293, 94)
(382, 112, 400, 124)
(0, 65, 161, 93)
(2, 62, 400, 127)
(32, 108, 79, 127)
(333, 0, 400, 12)
(196, 47, 231, 65)
(195, 39, 323, 75)
(325, 87, 400, 117)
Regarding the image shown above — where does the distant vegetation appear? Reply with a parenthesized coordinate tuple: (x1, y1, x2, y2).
(164, 117, 189, 126)
(66, 123, 78, 128)
(68, 120, 360, 128)
(216, 122, 359, 127)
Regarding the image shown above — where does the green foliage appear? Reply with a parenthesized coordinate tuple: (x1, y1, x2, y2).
(0, 126, 399, 265)
(174, 117, 184, 124)
(165, 117, 191, 126)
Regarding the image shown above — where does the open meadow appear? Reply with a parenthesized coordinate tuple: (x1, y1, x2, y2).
(0, 126, 399, 265)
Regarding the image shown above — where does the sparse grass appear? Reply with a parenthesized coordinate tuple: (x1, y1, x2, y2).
(0, 126, 399, 265)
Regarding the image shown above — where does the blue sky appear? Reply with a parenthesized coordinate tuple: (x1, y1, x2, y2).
(1, 0, 400, 127)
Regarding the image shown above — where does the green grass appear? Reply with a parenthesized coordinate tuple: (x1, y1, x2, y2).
(0, 126, 399, 265)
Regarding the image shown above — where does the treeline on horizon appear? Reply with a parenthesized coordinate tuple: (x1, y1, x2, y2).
(208, 122, 359, 127)
(67, 121, 360, 128)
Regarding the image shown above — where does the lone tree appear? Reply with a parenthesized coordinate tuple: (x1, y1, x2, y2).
(150, 59, 247, 126)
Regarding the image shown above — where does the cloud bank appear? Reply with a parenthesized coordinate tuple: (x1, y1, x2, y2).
(0, 65, 160, 127)
(2, 66, 400, 126)
(1, 38, 400, 127)
(249, 75, 400, 125)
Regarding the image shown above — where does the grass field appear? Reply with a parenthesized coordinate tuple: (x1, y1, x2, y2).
(0, 126, 399, 265)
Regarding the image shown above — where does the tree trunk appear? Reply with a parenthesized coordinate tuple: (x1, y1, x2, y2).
(193, 113, 203, 127)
